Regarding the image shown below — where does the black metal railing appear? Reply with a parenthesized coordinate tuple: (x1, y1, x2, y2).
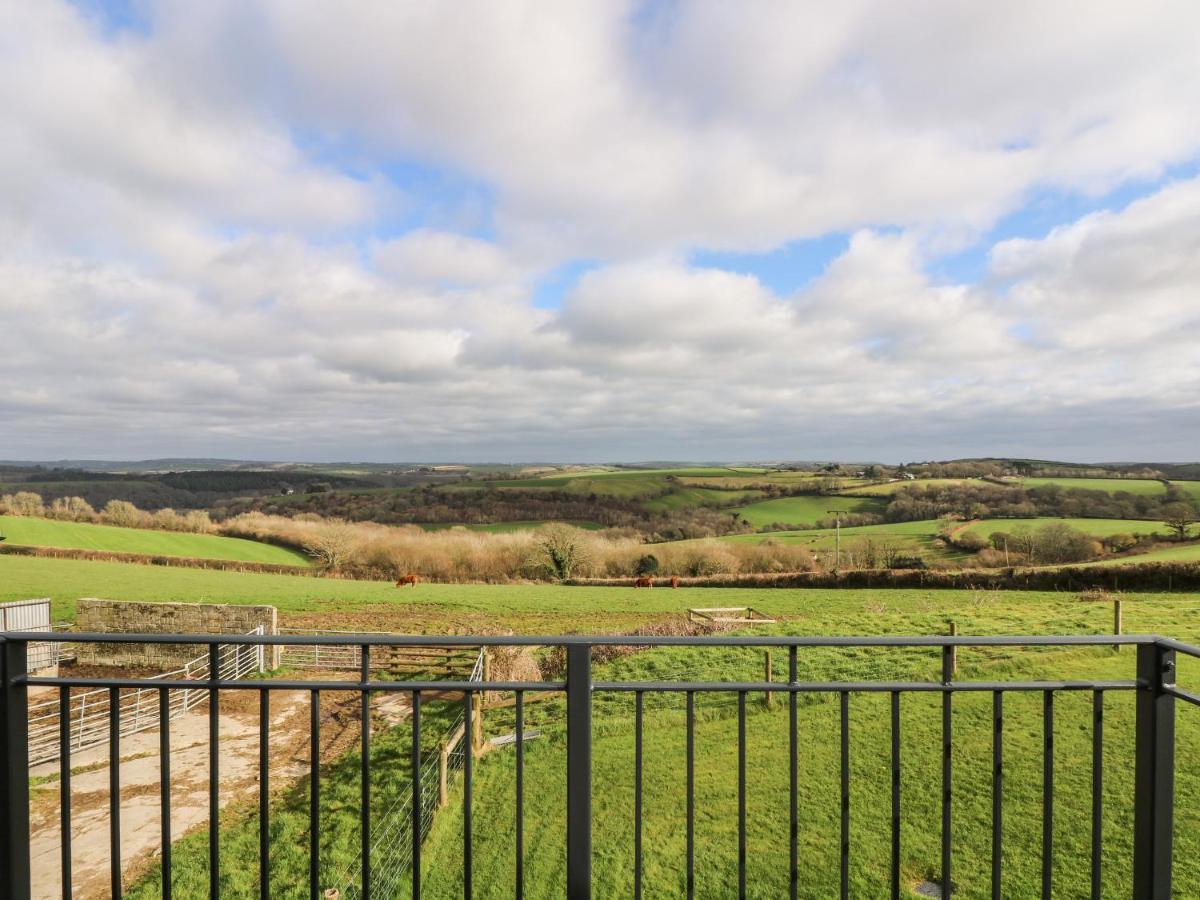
(1, 631, 1197, 899)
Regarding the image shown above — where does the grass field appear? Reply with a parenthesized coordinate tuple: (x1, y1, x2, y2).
(959, 517, 1171, 539)
(114, 584, 1200, 898)
(1018, 477, 1169, 495)
(732, 494, 885, 528)
(0, 516, 308, 565)
(841, 478, 972, 496)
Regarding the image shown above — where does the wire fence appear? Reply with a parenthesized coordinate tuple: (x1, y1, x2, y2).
(333, 650, 484, 900)
(25, 628, 265, 767)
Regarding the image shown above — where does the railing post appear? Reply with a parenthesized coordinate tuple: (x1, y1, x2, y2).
(1133, 641, 1175, 899)
(566, 644, 592, 900)
(1, 639, 32, 899)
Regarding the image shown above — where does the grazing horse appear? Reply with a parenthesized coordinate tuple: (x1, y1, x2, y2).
(395, 574, 419, 588)
(669, 576, 680, 588)
(633, 576, 654, 588)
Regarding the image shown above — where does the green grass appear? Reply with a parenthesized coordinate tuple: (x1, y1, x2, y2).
(960, 517, 1170, 539)
(841, 478, 972, 496)
(0, 516, 308, 566)
(717, 519, 944, 554)
(120, 590, 1200, 898)
(1018, 477, 1169, 495)
(1083, 543, 1200, 566)
(732, 495, 885, 528)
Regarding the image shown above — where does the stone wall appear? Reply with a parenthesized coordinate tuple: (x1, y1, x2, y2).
(74, 598, 279, 669)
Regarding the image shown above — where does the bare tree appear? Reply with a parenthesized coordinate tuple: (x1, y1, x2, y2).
(538, 523, 590, 580)
(303, 523, 359, 570)
(1162, 503, 1198, 542)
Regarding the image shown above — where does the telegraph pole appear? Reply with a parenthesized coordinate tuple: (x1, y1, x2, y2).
(827, 510, 842, 574)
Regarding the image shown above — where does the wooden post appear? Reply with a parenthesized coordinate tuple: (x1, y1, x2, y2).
(1114, 599, 1123, 652)
(438, 742, 449, 808)
(949, 621, 958, 676)
(472, 693, 484, 757)
(764, 649, 774, 710)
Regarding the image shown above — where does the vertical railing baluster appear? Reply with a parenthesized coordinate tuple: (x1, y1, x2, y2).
(158, 687, 172, 900)
(634, 690, 643, 900)
(59, 685, 73, 900)
(890, 691, 901, 900)
(566, 644, 592, 900)
(1091, 690, 1103, 900)
(992, 691, 1003, 900)
(0, 641, 31, 900)
(463, 690, 473, 900)
(788, 646, 798, 900)
(839, 691, 849, 900)
(109, 687, 122, 900)
(516, 690, 525, 900)
(310, 689, 320, 900)
(208, 643, 219, 900)
(1133, 641, 1176, 898)
(686, 690, 695, 900)
(1042, 691, 1054, 899)
(738, 690, 747, 900)
(259, 689, 270, 900)
(941, 646, 953, 898)
(412, 690, 422, 900)
(361, 645, 371, 900)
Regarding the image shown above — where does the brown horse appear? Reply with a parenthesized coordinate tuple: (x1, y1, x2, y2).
(395, 574, 419, 588)
(633, 576, 653, 588)
(669, 576, 680, 588)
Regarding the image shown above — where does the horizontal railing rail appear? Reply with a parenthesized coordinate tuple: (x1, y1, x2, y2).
(0, 630, 1194, 900)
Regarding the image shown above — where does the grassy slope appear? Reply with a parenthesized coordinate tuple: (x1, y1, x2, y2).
(960, 517, 1171, 539)
(1018, 477, 1168, 495)
(0, 515, 308, 565)
(642, 487, 764, 512)
(732, 494, 885, 527)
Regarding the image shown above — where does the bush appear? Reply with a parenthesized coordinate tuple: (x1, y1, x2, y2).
(634, 554, 660, 576)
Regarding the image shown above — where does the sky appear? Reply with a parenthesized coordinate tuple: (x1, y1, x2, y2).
(2, 1, 1200, 463)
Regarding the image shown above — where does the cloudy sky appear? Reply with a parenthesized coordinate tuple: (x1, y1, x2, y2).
(3, 1, 1200, 463)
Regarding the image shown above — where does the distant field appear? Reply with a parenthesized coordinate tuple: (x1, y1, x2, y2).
(731, 494, 884, 528)
(0, 515, 308, 565)
(1083, 543, 1200, 566)
(1018, 477, 1168, 495)
(642, 487, 764, 512)
(842, 478, 971, 496)
(960, 517, 1170, 539)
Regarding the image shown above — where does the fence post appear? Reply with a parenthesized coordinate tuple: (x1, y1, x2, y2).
(566, 644, 592, 900)
(1133, 641, 1175, 898)
(949, 621, 958, 675)
(1, 639, 32, 899)
(438, 742, 449, 808)
(1114, 600, 1123, 651)
(764, 649, 774, 710)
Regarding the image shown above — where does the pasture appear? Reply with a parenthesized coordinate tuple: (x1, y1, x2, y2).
(1018, 477, 1169, 495)
(959, 517, 1171, 539)
(0, 515, 309, 566)
(731, 494, 885, 527)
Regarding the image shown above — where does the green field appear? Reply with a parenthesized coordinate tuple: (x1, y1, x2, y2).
(718, 519, 945, 554)
(1018, 477, 1169, 495)
(0, 516, 308, 566)
(841, 478, 972, 496)
(732, 494, 885, 528)
(98, 569, 1200, 899)
(960, 517, 1170, 539)
(642, 487, 764, 513)
(1083, 543, 1200, 566)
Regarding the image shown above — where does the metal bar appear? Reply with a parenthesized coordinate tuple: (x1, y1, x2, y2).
(0, 641, 31, 900)
(840, 691, 850, 900)
(412, 690, 421, 900)
(159, 688, 172, 900)
(789, 646, 798, 900)
(566, 644, 592, 900)
(7, 631, 1157, 648)
(516, 690, 525, 900)
(361, 646, 371, 900)
(1091, 691, 1103, 900)
(208, 644, 219, 900)
(59, 686, 72, 900)
(634, 690, 643, 900)
(1042, 691, 1054, 900)
(110, 687, 122, 900)
(890, 691, 900, 900)
(992, 692, 1003, 900)
(1163, 684, 1200, 707)
(259, 689, 269, 900)
(310, 690, 320, 900)
(738, 690, 747, 900)
(942, 646, 953, 898)
(1133, 642, 1175, 898)
(686, 690, 695, 900)
(463, 690, 473, 900)
(24, 676, 565, 693)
